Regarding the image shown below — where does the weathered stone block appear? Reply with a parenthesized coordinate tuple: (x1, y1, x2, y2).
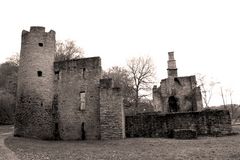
(173, 129, 197, 139)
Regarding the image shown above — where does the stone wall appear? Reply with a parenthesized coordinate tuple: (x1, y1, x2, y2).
(14, 26, 126, 141)
(54, 57, 102, 140)
(100, 79, 125, 140)
(126, 110, 232, 138)
(15, 27, 55, 139)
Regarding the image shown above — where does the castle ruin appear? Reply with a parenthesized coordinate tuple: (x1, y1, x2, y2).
(15, 26, 232, 140)
(14, 26, 125, 140)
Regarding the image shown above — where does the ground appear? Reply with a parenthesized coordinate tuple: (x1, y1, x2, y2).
(0, 125, 240, 160)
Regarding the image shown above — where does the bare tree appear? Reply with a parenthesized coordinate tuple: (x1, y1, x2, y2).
(0, 57, 19, 94)
(220, 87, 233, 110)
(220, 87, 227, 109)
(227, 89, 236, 121)
(127, 56, 155, 108)
(103, 66, 135, 106)
(197, 74, 219, 107)
(228, 89, 235, 119)
(220, 88, 240, 123)
(6, 53, 20, 66)
(55, 40, 84, 62)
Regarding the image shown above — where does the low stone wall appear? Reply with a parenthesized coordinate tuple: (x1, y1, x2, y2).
(125, 110, 232, 138)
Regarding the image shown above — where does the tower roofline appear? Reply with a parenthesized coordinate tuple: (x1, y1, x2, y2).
(22, 26, 55, 35)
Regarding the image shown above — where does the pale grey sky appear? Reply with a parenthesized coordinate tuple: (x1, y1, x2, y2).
(1, 0, 240, 106)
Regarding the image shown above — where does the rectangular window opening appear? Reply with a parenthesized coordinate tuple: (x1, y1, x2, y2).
(38, 43, 43, 47)
(79, 91, 86, 111)
(37, 71, 42, 77)
(55, 71, 60, 80)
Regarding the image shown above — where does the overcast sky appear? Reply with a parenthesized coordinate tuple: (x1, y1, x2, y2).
(1, 0, 240, 106)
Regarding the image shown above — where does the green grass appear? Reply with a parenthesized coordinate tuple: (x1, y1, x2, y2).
(4, 126, 240, 160)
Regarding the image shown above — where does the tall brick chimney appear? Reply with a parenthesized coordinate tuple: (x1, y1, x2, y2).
(167, 51, 178, 77)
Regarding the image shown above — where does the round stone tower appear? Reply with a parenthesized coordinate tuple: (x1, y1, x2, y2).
(14, 26, 56, 139)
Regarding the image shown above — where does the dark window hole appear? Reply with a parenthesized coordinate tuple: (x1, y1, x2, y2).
(37, 71, 42, 77)
(38, 43, 43, 47)
(81, 122, 86, 140)
(83, 68, 86, 79)
(55, 71, 59, 80)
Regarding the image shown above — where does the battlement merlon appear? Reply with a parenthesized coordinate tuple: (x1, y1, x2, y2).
(22, 26, 56, 37)
(30, 26, 45, 32)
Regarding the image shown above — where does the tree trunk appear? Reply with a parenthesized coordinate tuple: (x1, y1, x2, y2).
(134, 88, 139, 113)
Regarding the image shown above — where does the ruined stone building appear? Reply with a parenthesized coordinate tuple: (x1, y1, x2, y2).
(153, 52, 203, 113)
(14, 26, 231, 141)
(14, 26, 125, 140)
(126, 52, 231, 138)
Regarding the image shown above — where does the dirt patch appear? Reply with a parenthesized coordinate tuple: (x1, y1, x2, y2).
(0, 125, 18, 160)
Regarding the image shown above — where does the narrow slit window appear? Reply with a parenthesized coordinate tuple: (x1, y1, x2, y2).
(38, 43, 43, 47)
(37, 71, 42, 77)
(83, 68, 86, 79)
(79, 91, 86, 110)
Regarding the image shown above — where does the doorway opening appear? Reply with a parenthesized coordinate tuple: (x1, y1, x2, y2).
(168, 96, 179, 112)
(81, 122, 86, 140)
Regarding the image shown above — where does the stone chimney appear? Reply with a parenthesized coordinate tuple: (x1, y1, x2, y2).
(167, 52, 178, 77)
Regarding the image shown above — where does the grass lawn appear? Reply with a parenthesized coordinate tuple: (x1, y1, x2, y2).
(4, 125, 240, 160)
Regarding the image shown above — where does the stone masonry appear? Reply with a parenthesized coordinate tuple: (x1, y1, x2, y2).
(54, 57, 102, 140)
(126, 110, 232, 138)
(153, 52, 203, 112)
(14, 26, 125, 140)
(14, 26, 230, 141)
(15, 27, 55, 139)
(100, 79, 125, 140)
(126, 52, 232, 139)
